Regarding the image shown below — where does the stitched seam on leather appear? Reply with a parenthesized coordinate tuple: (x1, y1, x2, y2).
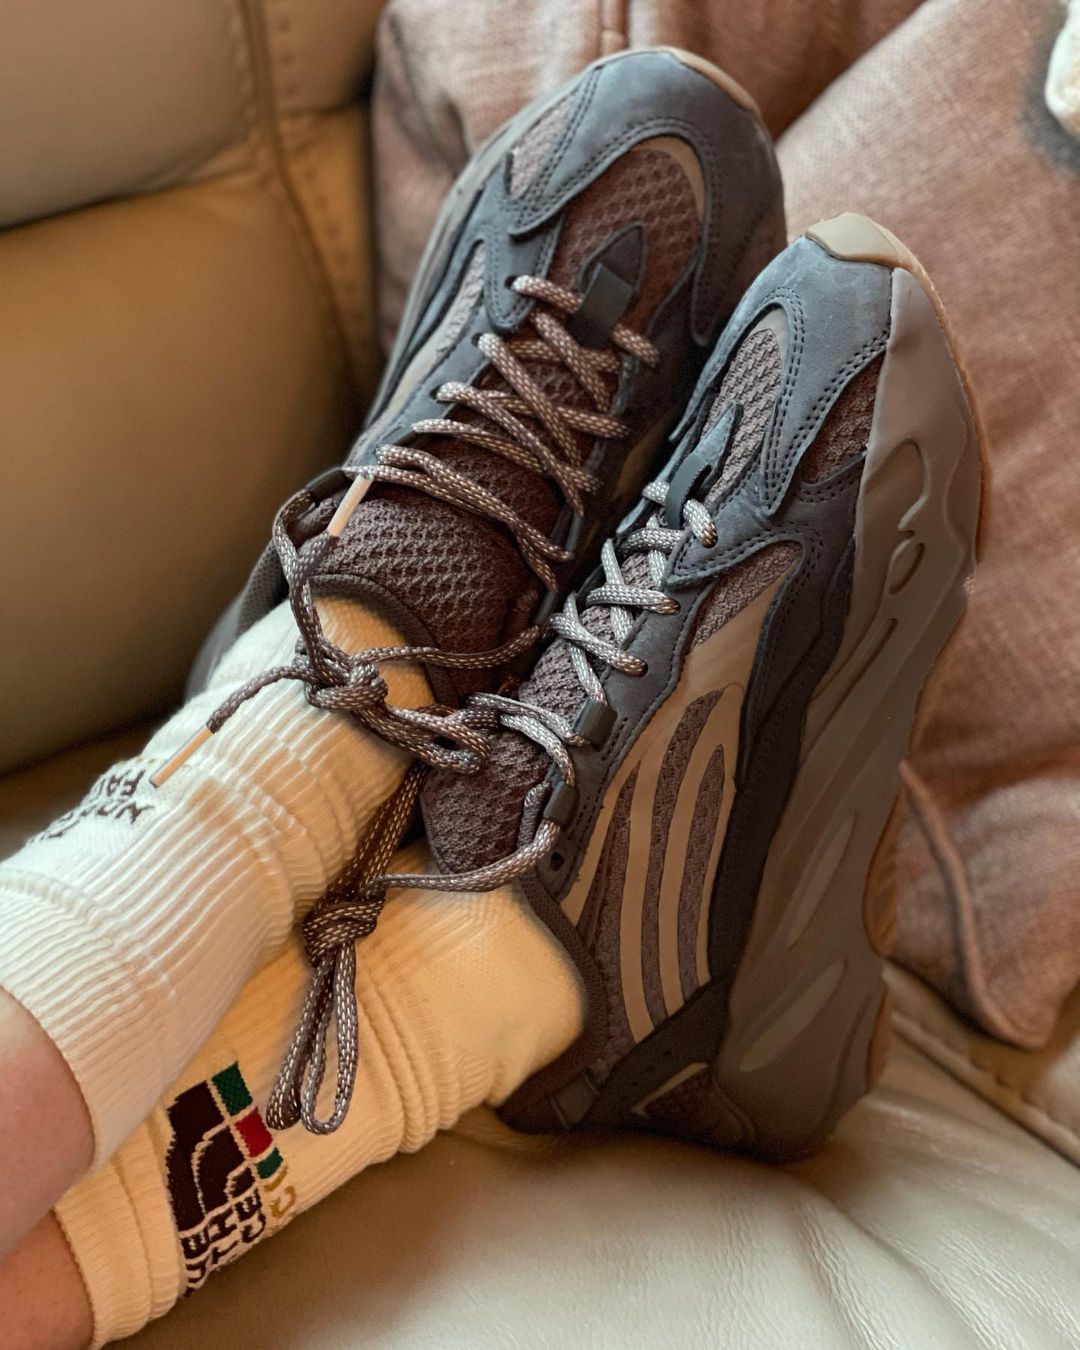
(223, 0, 263, 176)
(234, 0, 355, 388)
(524, 115, 721, 213)
(289, 114, 367, 370)
(520, 69, 604, 208)
(759, 287, 807, 502)
(894, 1006, 1080, 1150)
(685, 283, 800, 443)
(270, 3, 365, 366)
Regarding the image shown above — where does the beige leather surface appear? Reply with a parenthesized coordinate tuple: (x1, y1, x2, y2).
(0, 0, 383, 228)
(1, 736, 1077, 1348)
(0, 173, 354, 772)
(0, 0, 249, 227)
(118, 1041, 1080, 1349)
(890, 965, 1080, 1168)
(0, 0, 384, 774)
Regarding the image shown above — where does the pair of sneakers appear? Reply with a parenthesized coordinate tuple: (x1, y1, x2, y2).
(180, 48, 984, 1159)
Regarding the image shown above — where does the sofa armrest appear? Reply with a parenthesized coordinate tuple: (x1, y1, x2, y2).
(0, 0, 385, 773)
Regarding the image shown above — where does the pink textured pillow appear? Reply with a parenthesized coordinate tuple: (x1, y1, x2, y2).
(371, 0, 923, 346)
(371, 0, 1080, 1048)
(778, 0, 1080, 1047)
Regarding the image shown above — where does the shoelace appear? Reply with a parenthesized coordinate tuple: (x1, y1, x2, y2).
(266, 475, 718, 1133)
(150, 276, 659, 788)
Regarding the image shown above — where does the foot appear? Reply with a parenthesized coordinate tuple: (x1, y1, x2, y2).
(185, 46, 785, 774)
(0, 49, 783, 1171)
(420, 214, 985, 1158)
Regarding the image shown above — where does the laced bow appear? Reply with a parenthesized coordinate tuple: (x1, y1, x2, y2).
(150, 276, 658, 788)
(268, 476, 720, 1134)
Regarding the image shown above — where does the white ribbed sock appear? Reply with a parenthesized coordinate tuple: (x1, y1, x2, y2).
(0, 598, 435, 1166)
(54, 844, 584, 1347)
(1047, 0, 1080, 138)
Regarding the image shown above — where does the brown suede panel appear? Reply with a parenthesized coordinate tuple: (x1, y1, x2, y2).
(678, 745, 727, 1001)
(642, 1064, 710, 1127)
(510, 95, 572, 196)
(641, 692, 724, 1024)
(584, 768, 638, 1078)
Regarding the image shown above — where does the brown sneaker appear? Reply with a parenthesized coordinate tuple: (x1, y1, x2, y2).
(171, 48, 784, 782)
(408, 216, 984, 1158)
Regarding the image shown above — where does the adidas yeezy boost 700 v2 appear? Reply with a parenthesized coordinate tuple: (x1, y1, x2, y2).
(172, 48, 784, 781)
(417, 214, 985, 1158)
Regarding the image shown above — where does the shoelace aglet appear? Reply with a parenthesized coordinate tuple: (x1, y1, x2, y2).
(150, 725, 214, 788)
(326, 473, 373, 538)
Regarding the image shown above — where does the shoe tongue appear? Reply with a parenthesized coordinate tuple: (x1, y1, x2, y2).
(421, 540, 658, 874)
(423, 313, 788, 877)
(313, 145, 699, 703)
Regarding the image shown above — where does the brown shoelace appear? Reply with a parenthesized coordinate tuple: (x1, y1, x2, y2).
(150, 276, 659, 789)
(266, 477, 720, 1134)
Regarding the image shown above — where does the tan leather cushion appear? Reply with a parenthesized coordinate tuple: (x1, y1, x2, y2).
(0, 1, 384, 774)
(0, 0, 383, 228)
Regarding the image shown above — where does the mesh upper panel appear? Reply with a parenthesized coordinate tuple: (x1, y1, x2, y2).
(315, 146, 701, 700)
(690, 542, 800, 651)
(706, 323, 783, 504)
(581, 769, 638, 1078)
(641, 692, 723, 1025)
(549, 146, 701, 332)
(800, 355, 883, 481)
(423, 321, 796, 872)
(642, 1066, 711, 1126)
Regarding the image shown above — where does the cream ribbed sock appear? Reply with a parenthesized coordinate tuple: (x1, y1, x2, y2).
(54, 843, 584, 1347)
(0, 598, 436, 1166)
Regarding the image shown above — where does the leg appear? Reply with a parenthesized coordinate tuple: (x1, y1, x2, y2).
(0, 597, 430, 1255)
(0, 1216, 92, 1350)
(6, 846, 581, 1346)
(0, 992, 91, 1261)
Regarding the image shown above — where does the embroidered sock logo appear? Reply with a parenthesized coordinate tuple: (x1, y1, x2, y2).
(164, 1061, 296, 1292)
(43, 767, 154, 839)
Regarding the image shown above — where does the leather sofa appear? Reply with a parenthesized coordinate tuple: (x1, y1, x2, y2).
(2, 2, 1078, 1345)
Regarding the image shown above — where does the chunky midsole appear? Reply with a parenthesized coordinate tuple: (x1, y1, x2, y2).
(540, 242, 982, 1157)
(706, 254, 982, 1155)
